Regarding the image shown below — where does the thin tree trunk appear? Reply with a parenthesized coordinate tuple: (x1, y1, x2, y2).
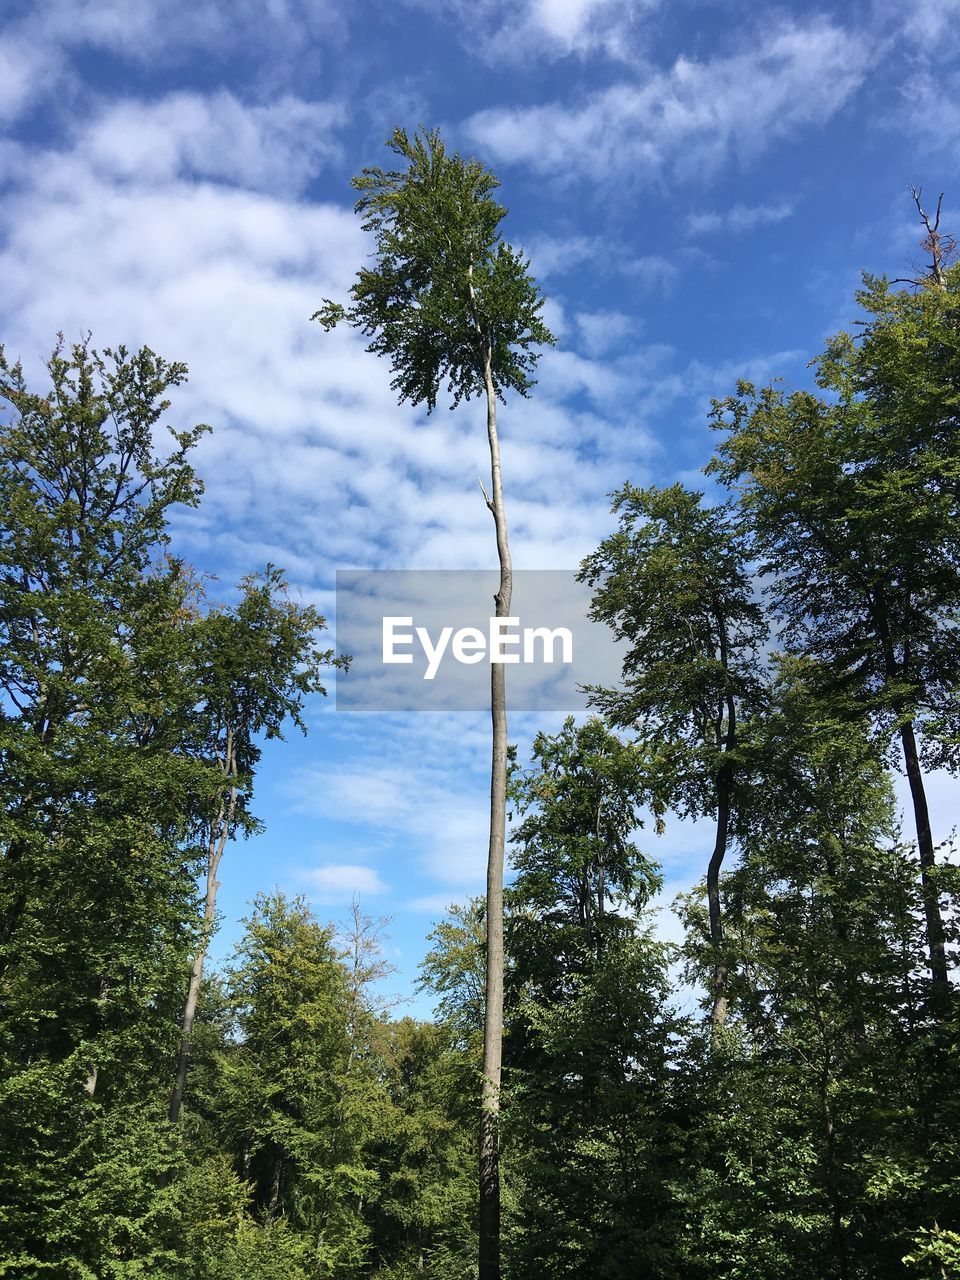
(708, 767, 732, 1028)
(811, 981, 849, 1280)
(83, 975, 111, 1099)
(169, 727, 237, 1124)
(872, 597, 949, 995)
(709, 606, 736, 1029)
(899, 718, 949, 994)
(269, 1149, 284, 1212)
(479, 351, 510, 1280)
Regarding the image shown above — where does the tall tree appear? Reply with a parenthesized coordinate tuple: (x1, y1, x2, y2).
(169, 569, 335, 1125)
(580, 484, 766, 1026)
(675, 660, 952, 1279)
(315, 125, 554, 1277)
(0, 338, 337, 1275)
(217, 892, 379, 1275)
(707, 248, 960, 999)
(0, 337, 212, 1273)
(504, 718, 676, 1278)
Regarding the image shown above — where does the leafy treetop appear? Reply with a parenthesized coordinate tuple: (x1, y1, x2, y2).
(314, 126, 555, 412)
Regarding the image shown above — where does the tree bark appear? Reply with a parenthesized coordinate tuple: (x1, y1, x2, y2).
(709, 607, 736, 1029)
(479, 351, 510, 1280)
(872, 596, 949, 996)
(168, 727, 237, 1124)
(707, 766, 732, 1029)
(899, 718, 949, 994)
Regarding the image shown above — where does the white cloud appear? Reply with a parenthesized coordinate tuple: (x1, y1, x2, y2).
(403, 0, 657, 64)
(623, 254, 678, 290)
(576, 309, 635, 356)
(406, 892, 469, 914)
(891, 0, 960, 47)
(467, 19, 870, 181)
(525, 232, 677, 290)
(0, 86, 806, 728)
(0, 33, 61, 126)
(78, 92, 345, 193)
(504, 0, 655, 60)
(290, 759, 492, 887)
(0, 0, 346, 126)
(686, 201, 794, 236)
(895, 69, 960, 160)
(526, 233, 608, 277)
(301, 863, 390, 903)
(0, 98, 678, 588)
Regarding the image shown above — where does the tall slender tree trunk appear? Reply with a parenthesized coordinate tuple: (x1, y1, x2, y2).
(169, 728, 237, 1124)
(707, 767, 732, 1029)
(479, 352, 510, 1280)
(899, 718, 949, 994)
(873, 597, 949, 995)
(709, 609, 736, 1029)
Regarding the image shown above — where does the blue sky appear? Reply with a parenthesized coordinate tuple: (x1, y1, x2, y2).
(2, 0, 959, 1010)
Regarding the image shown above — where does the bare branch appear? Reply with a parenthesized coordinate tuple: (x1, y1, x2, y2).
(907, 183, 955, 288)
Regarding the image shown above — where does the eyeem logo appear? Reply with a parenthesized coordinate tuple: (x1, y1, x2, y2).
(335, 569, 622, 712)
(383, 616, 574, 681)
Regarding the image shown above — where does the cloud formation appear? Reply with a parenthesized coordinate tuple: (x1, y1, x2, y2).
(686, 202, 794, 236)
(467, 20, 870, 181)
(77, 92, 345, 193)
(301, 862, 390, 903)
(402, 0, 658, 64)
(0, 0, 347, 125)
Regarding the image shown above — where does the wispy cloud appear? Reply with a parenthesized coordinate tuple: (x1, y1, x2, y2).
(895, 70, 960, 160)
(467, 20, 870, 182)
(525, 232, 678, 291)
(77, 92, 345, 193)
(891, 0, 960, 48)
(575, 309, 636, 356)
(0, 100, 683, 589)
(0, 0, 348, 127)
(289, 759, 492, 888)
(0, 31, 60, 126)
(300, 863, 390, 903)
(401, 0, 658, 65)
(686, 201, 794, 236)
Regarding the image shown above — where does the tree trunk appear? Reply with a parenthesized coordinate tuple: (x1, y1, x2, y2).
(709, 607, 736, 1030)
(899, 718, 949, 994)
(169, 729, 237, 1124)
(479, 353, 510, 1280)
(873, 597, 949, 995)
(269, 1148, 284, 1212)
(707, 766, 732, 1028)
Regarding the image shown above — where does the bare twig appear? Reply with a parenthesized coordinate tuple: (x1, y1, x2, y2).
(904, 184, 956, 288)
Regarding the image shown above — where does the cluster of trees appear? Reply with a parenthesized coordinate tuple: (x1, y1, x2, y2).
(0, 133, 958, 1277)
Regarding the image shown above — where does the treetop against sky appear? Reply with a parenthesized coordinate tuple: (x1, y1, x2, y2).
(1, 0, 957, 1005)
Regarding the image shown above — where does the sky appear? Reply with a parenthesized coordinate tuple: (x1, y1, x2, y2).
(2, 0, 959, 1011)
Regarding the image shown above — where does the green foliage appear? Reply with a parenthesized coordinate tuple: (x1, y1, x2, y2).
(367, 1019, 477, 1279)
(314, 126, 554, 411)
(707, 266, 960, 769)
(580, 483, 766, 826)
(418, 899, 486, 1051)
(503, 719, 679, 1279)
(674, 667, 957, 1278)
(904, 1225, 960, 1277)
(0, 339, 336, 1276)
(214, 892, 381, 1275)
(509, 717, 660, 937)
(0, 338, 211, 1275)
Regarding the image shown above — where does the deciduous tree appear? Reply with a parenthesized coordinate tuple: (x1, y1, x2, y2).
(315, 125, 554, 1278)
(581, 484, 767, 1026)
